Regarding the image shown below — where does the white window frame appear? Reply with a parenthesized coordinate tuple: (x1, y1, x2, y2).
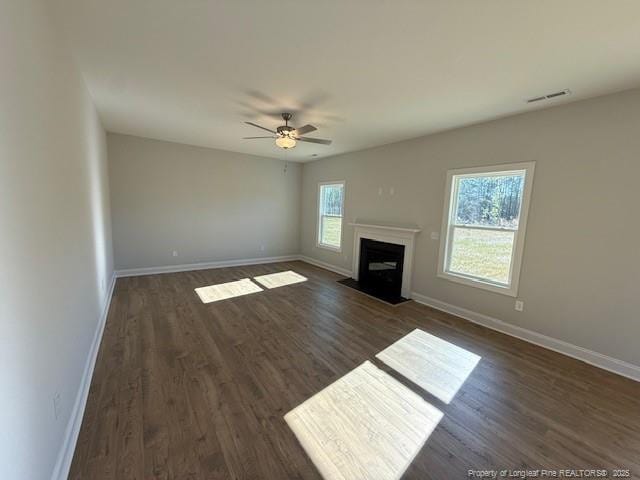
(317, 180, 345, 252)
(437, 162, 535, 297)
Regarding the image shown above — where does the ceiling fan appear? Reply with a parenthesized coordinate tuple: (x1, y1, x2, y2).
(243, 113, 332, 150)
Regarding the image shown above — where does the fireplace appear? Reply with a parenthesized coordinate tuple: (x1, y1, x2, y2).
(338, 236, 410, 305)
(336, 220, 421, 304)
(358, 239, 405, 299)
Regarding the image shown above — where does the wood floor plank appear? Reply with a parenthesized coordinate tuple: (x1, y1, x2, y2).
(69, 261, 640, 479)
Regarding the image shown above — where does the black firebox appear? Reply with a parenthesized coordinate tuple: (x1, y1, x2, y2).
(338, 238, 409, 305)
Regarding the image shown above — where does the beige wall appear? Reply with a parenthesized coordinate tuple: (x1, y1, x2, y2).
(108, 134, 301, 270)
(0, 1, 114, 478)
(301, 88, 640, 367)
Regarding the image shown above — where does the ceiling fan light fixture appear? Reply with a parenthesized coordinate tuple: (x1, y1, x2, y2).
(244, 112, 330, 148)
(275, 136, 296, 149)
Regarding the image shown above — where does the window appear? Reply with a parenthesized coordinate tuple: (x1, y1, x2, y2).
(317, 181, 345, 251)
(438, 162, 535, 296)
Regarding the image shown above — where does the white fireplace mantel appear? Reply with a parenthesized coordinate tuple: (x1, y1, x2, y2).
(349, 221, 421, 299)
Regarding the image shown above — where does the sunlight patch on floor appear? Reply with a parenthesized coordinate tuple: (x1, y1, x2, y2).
(285, 361, 443, 480)
(253, 270, 308, 289)
(195, 278, 263, 303)
(376, 328, 481, 404)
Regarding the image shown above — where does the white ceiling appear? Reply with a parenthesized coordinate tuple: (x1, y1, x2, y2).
(53, 0, 640, 162)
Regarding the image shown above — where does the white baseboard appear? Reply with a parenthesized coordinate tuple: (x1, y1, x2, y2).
(115, 255, 300, 277)
(51, 273, 117, 480)
(298, 255, 352, 277)
(411, 292, 640, 383)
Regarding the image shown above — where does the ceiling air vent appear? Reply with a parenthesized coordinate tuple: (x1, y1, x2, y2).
(526, 89, 571, 103)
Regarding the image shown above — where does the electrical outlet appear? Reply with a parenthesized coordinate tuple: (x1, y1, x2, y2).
(389, 187, 395, 196)
(260, 245, 265, 252)
(515, 300, 524, 312)
(430, 232, 440, 240)
(172, 250, 178, 257)
(53, 393, 61, 420)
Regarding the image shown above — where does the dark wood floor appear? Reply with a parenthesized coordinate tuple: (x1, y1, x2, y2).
(70, 261, 640, 479)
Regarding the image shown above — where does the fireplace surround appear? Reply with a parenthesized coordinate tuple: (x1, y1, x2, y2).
(338, 221, 421, 304)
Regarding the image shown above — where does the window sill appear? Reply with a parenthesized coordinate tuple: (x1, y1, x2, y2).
(437, 271, 518, 297)
(317, 243, 342, 253)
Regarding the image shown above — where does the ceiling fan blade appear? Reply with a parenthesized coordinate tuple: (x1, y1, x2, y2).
(298, 136, 332, 145)
(245, 121, 276, 134)
(294, 124, 317, 135)
(242, 136, 275, 139)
